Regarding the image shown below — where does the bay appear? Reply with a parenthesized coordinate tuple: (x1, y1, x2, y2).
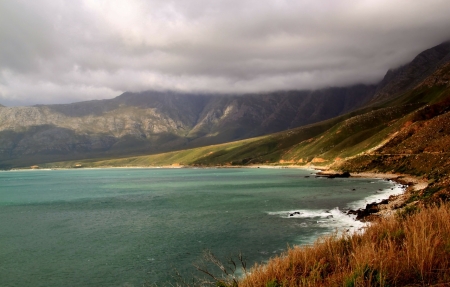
(0, 168, 400, 286)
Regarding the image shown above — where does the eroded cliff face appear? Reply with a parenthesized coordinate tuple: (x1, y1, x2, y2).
(0, 87, 375, 168)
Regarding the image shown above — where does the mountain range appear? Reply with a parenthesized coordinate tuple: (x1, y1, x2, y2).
(1, 41, 450, 170)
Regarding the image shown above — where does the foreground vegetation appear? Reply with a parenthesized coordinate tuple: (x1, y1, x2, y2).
(206, 204, 450, 287)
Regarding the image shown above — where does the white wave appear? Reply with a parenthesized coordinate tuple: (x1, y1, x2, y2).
(267, 180, 405, 234)
(346, 182, 405, 210)
(268, 209, 334, 219)
(268, 207, 366, 233)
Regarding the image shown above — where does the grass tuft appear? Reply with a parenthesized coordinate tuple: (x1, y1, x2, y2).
(238, 204, 450, 287)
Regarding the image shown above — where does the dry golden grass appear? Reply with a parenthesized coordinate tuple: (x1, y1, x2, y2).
(238, 204, 450, 287)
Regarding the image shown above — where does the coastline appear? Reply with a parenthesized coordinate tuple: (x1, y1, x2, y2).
(4, 164, 314, 171)
(4, 163, 427, 222)
(261, 163, 429, 222)
(13, 164, 428, 222)
(315, 169, 428, 221)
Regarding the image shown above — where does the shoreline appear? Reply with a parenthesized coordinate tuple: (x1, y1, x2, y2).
(323, 171, 428, 221)
(5, 164, 427, 222)
(268, 165, 429, 222)
(3, 164, 316, 172)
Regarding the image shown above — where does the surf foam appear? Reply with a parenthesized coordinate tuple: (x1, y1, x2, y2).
(267, 180, 406, 234)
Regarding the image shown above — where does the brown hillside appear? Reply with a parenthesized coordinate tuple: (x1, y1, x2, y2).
(338, 94, 450, 203)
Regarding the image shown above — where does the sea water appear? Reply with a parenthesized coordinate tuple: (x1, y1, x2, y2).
(0, 168, 402, 286)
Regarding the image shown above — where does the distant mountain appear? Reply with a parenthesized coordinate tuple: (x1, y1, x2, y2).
(47, 60, 450, 168)
(2, 41, 450, 169)
(0, 86, 375, 168)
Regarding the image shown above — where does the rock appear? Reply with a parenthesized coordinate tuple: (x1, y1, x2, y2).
(347, 209, 357, 215)
(289, 211, 302, 217)
(339, 171, 351, 178)
(355, 208, 371, 220)
(348, 199, 389, 220)
(380, 199, 389, 204)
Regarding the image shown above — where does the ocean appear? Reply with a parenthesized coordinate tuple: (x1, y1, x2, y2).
(0, 168, 402, 286)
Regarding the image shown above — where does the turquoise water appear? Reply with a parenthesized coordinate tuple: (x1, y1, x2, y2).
(0, 168, 398, 286)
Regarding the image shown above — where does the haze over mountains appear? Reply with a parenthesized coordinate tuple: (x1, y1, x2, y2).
(0, 41, 450, 169)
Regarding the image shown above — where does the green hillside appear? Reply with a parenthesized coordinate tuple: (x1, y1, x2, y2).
(41, 69, 450, 171)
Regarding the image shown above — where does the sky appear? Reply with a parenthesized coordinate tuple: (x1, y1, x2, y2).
(1, 0, 450, 106)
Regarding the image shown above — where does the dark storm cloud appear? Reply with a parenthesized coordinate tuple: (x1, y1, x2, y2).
(1, 0, 450, 106)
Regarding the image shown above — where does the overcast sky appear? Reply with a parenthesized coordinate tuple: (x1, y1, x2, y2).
(1, 0, 450, 106)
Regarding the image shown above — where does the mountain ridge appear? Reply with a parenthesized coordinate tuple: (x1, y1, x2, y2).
(371, 41, 450, 104)
(2, 41, 450, 169)
(0, 86, 376, 168)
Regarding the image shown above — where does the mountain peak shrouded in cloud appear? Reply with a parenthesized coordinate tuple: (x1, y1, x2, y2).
(1, 0, 450, 106)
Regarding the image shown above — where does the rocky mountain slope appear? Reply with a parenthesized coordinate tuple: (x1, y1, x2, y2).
(45, 60, 450, 169)
(0, 86, 375, 168)
(338, 64, 450, 203)
(2, 41, 450, 169)
(371, 41, 450, 103)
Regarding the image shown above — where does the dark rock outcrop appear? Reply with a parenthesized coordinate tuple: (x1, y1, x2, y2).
(316, 171, 351, 178)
